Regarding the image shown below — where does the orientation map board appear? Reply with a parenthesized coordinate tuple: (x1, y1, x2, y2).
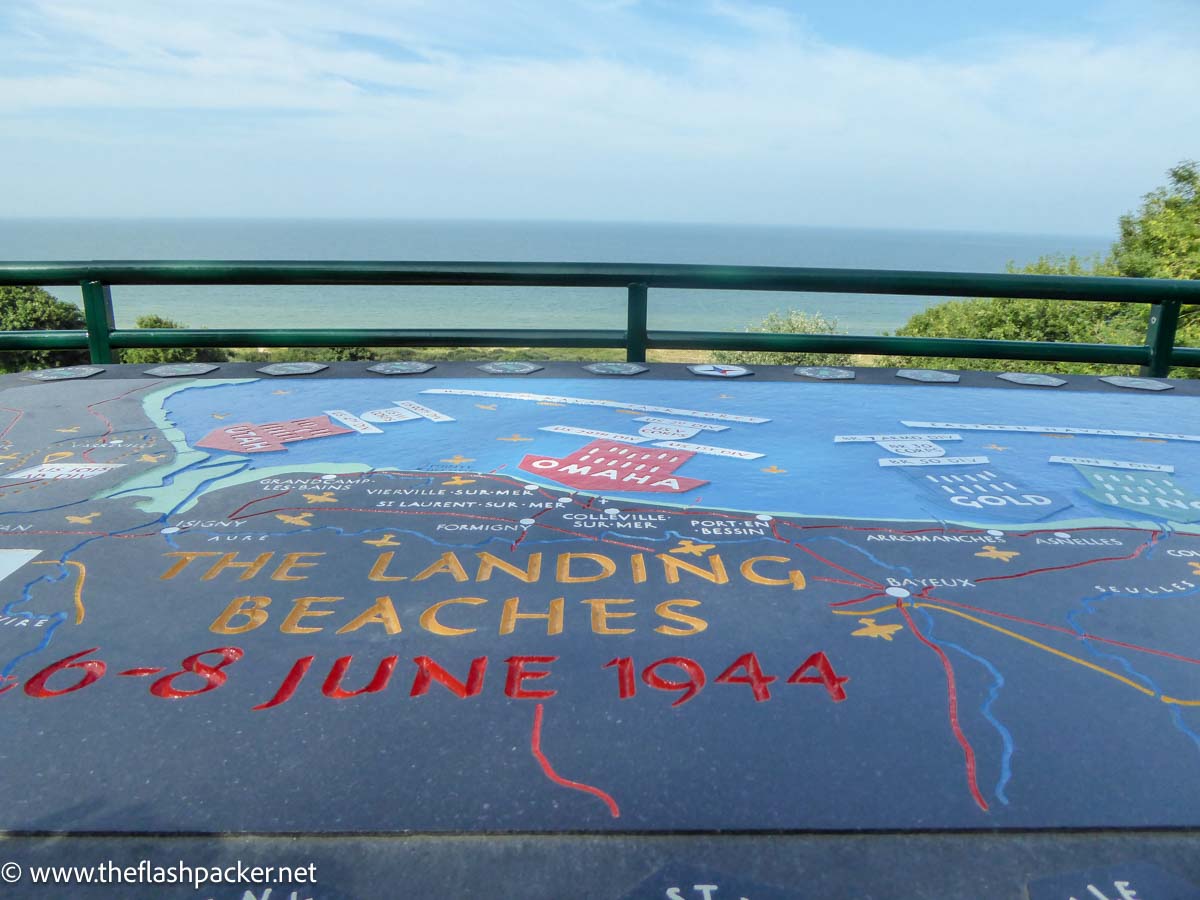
(1, 361, 1199, 897)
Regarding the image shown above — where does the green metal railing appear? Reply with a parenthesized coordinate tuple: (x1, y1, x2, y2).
(1, 261, 1197, 375)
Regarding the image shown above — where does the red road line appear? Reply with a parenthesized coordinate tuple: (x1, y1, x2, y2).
(83, 384, 154, 462)
(829, 591, 887, 608)
(814, 576, 878, 588)
(231, 504, 659, 553)
(974, 537, 1158, 584)
(791, 543, 885, 589)
(226, 490, 291, 519)
(530, 703, 620, 818)
(897, 601, 989, 812)
(0, 407, 25, 443)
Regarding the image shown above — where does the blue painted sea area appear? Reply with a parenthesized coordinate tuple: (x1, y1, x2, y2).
(163, 377, 1200, 525)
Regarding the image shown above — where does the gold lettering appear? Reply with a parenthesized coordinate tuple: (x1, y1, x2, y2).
(500, 596, 564, 635)
(160, 551, 221, 580)
(209, 595, 270, 634)
(368, 551, 407, 582)
(272, 551, 325, 581)
(336, 596, 402, 634)
(420, 597, 487, 636)
(280, 596, 342, 634)
(630, 553, 647, 584)
(475, 551, 542, 583)
(657, 553, 728, 585)
(740, 556, 805, 589)
(201, 551, 275, 581)
(581, 598, 636, 635)
(654, 599, 708, 636)
(556, 552, 616, 584)
(413, 552, 470, 583)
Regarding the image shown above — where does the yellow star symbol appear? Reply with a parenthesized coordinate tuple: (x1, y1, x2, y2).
(1189, 562, 1200, 576)
(303, 492, 338, 504)
(761, 464, 787, 474)
(275, 512, 313, 527)
(852, 618, 904, 641)
(271, 389, 291, 395)
(442, 475, 476, 486)
(497, 434, 533, 442)
(670, 539, 716, 557)
(212, 413, 230, 420)
(975, 545, 1020, 562)
(441, 454, 475, 465)
(65, 511, 100, 525)
(983, 444, 1010, 452)
(55, 426, 80, 433)
(476, 404, 497, 411)
(139, 453, 166, 463)
(364, 534, 401, 547)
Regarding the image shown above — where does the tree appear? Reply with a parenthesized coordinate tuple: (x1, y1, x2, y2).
(0, 285, 89, 372)
(117, 315, 228, 365)
(888, 161, 1200, 376)
(1113, 160, 1200, 281)
(712, 309, 854, 368)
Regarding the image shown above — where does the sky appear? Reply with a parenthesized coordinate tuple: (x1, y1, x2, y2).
(1, 0, 1198, 233)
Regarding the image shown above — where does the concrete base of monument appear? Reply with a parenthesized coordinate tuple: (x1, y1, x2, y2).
(0, 362, 1198, 897)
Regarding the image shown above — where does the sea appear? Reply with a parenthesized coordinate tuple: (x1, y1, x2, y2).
(0, 219, 1110, 335)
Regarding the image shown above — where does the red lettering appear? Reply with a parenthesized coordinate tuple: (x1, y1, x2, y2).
(253, 655, 314, 710)
(322, 655, 398, 699)
(642, 656, 705, 707)
(715, 652, 776, 702)
(787, 651, 849, 702)
(603, 657, 636, 699)
(24, 647, 106, 698)
(504, 655, 557, 699)
(410, 656, 488, 698)
(150, 647, 243, 699)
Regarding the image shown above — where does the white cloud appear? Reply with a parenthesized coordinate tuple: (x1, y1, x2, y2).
(0, 0, 1196, 231)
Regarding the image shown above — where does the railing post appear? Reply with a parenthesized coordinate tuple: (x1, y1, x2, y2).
(81, 281, 115, 364)
(1141, 299, 1181, 377)
(626, 283, 648, 362)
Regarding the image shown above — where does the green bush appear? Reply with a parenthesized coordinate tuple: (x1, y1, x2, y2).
(118, 315, 228, 365)
(886, 161, 1200, 378)
(0, 285, 89, 372)
(712, 309, 853, 367)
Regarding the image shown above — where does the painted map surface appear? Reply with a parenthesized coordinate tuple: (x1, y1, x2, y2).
(1, 369, 1199, 832)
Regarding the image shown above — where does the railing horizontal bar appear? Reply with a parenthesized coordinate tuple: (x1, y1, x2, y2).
(109, 328, 629, 349)
(0, 330, 90, 350)
(645, 331, 1153, 365)
(1170, 347, 1200, 366)
(1, 261, 1198, 304)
